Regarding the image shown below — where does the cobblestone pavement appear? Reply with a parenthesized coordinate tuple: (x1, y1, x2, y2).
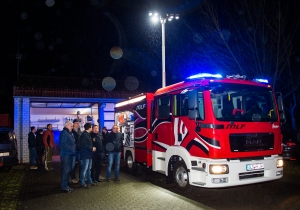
(16, 161, 213, 210)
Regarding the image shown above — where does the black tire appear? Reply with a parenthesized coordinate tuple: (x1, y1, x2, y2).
(0, 166, 12, 172)
(125, 152, 137, 175)
(173, 160, 194, 192)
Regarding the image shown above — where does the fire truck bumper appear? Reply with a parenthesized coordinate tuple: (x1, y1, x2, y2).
(189, 155, 283, 188)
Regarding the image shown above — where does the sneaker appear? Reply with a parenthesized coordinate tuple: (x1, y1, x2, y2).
(61, 188, 73, 193)
(30, 166, 38, 170)
(80, 184, 89, 189)
(114, 177, 120, 181)
(106, 178, 111, 182)
(71, 179, 78, 184)
(88, 182, 98, 187)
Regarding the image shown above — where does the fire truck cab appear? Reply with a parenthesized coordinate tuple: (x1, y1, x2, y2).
(115, 73, 285, 191)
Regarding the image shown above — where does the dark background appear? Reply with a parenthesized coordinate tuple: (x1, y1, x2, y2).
(1, 0, 300, 127)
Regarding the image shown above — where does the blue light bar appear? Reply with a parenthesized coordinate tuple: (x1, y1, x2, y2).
(186, 73, 223, 80)
(253, 78, 269, 83)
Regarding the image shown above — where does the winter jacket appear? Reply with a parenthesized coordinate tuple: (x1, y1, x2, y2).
(59, 127, 76, 157)
(36, 133, 45, 154)
(28, 132, 36, 148)
(105, 132, 123, 153)
(43, 129, 55, 148)
(72, 128, 82, 151)
(79, 131, 93, 160)
(90, 132, 104, 155)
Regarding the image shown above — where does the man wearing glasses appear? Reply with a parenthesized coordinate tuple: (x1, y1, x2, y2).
(105, 125, 123, 182)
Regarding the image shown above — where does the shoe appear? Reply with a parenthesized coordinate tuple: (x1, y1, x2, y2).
(80, 184, 89, 189)
(88, 182, 98, 187)
(114, 177, 120, 181)
(45, 168, 51, 172)
(105, 178, 111, 182)
(30, 166, 38, 170)
(95, 179, 103, 183)
(71, 179, 78, 184)
(92, 180, 98, 184)
(61, 188, 73, 193)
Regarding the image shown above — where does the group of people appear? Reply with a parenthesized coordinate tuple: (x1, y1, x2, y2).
(59, 120, 123, 193)
(27, 124, 55, 171)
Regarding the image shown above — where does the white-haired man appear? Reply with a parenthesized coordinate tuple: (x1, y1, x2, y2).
(59, 121, 76, 193)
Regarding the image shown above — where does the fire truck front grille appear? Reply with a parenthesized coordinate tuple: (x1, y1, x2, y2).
(229, 133, 274, 152)
(239, 170, 264, 180)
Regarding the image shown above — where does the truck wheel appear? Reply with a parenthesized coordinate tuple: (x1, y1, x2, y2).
(173, 160, 194, 192)
(126, 152, 137, 175)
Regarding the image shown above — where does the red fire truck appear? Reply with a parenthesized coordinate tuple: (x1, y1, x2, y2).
(114, 73, 285, 191)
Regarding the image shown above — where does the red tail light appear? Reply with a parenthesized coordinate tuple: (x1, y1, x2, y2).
(286, 141, 296, 147)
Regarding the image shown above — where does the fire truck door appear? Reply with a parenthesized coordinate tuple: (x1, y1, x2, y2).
(152, 96, 172, 152)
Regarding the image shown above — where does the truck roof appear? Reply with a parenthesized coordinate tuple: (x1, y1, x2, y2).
(154, 77, 271, 96)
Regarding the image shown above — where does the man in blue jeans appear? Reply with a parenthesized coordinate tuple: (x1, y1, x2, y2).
(59, 121, 76, 193)
(105, 125, 123, 182)
(79, 123, 97, 188)
(28, 126, 37, 170)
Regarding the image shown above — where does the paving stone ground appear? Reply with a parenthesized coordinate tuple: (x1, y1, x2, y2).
(16, 160, 213, 210)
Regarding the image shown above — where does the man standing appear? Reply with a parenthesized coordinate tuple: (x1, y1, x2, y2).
(79, 123, 97, 188)
(105, 125, 123, 182)
(101, 126, 109, 165)
(59, 121, 76, 193)
(70, 119, 82, 183)
(28, 126, 37, 170)
(35, 129, 44, 167)
(43, 124, 55, 171)
(90, 125, 104, 183)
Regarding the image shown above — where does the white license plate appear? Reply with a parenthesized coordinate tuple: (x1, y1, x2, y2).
(246, 163, 264, 171)
(0, 152, 9, 157)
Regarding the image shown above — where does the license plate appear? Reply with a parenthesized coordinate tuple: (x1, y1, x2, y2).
(0, 152, 9, 157)
(246, 163, 264, 171)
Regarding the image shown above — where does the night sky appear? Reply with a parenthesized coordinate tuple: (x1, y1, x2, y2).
(1, 0, 204, 87)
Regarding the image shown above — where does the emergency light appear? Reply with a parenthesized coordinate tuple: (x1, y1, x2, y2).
(186, 73, 223, 80)
(253, 78, 269, 84)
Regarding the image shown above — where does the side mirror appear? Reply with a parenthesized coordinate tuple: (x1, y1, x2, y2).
(276, 93, 286, 124)
(188, 90, 198, 109)
(277, 95, 284, 112)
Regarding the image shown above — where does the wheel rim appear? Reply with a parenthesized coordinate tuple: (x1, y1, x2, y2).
(127, 155, 133, 169)
(175, 167, 188, 187)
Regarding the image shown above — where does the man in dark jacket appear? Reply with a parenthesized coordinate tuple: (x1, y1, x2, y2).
(79, 123, 97, 188)
(90, 125, 104, 183)
(105, 125, 123, 181)
(59, 121, 76, 193)
(35, 129, 44, 167)
(70, 119, 82, 183)
(28, 126, 37, 170)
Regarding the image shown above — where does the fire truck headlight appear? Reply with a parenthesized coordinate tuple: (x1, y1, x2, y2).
(276, 159, 283, 168)
(209, 165, 229, 174)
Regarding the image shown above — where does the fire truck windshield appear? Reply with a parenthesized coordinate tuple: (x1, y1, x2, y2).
(209, 83, 278, 122)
